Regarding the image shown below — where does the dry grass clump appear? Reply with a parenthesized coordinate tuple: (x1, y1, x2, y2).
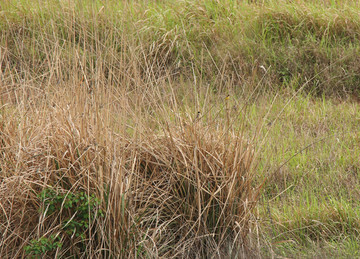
(0, 84, 260, 258)
(129, 122, 258, 257)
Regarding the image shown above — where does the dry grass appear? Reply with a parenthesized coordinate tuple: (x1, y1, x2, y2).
(0, 82, 260, 258)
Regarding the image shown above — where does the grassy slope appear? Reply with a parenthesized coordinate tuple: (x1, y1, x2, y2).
(250, 94, 360, 257)
(1, 0, 360, 258)
(1, 0, 360, 95)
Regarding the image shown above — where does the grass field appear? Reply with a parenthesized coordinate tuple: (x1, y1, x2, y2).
(1, 0, 360, 258)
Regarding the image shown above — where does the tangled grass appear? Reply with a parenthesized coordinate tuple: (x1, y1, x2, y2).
(0, 83, 260, 258)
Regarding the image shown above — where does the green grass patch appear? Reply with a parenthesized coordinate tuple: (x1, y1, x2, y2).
(1, 0, 360, 95)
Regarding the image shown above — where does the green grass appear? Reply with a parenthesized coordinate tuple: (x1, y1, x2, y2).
(1, 0, 360, 258)
(247, 93, 360, 257)
(1, 0, 360, 95)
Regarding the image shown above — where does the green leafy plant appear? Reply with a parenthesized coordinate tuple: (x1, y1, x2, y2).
(39, 188, 103, 239)
(24, 235, 62, 258)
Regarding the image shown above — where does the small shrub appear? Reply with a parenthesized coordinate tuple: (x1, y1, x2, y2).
(24, 235, 62, 258)
(39, 188, 103, 239)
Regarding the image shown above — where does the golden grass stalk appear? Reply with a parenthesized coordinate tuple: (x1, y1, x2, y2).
(0, 81, 260, 258)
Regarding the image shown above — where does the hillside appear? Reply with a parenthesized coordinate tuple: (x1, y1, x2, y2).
(1, 1, 359, 258)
